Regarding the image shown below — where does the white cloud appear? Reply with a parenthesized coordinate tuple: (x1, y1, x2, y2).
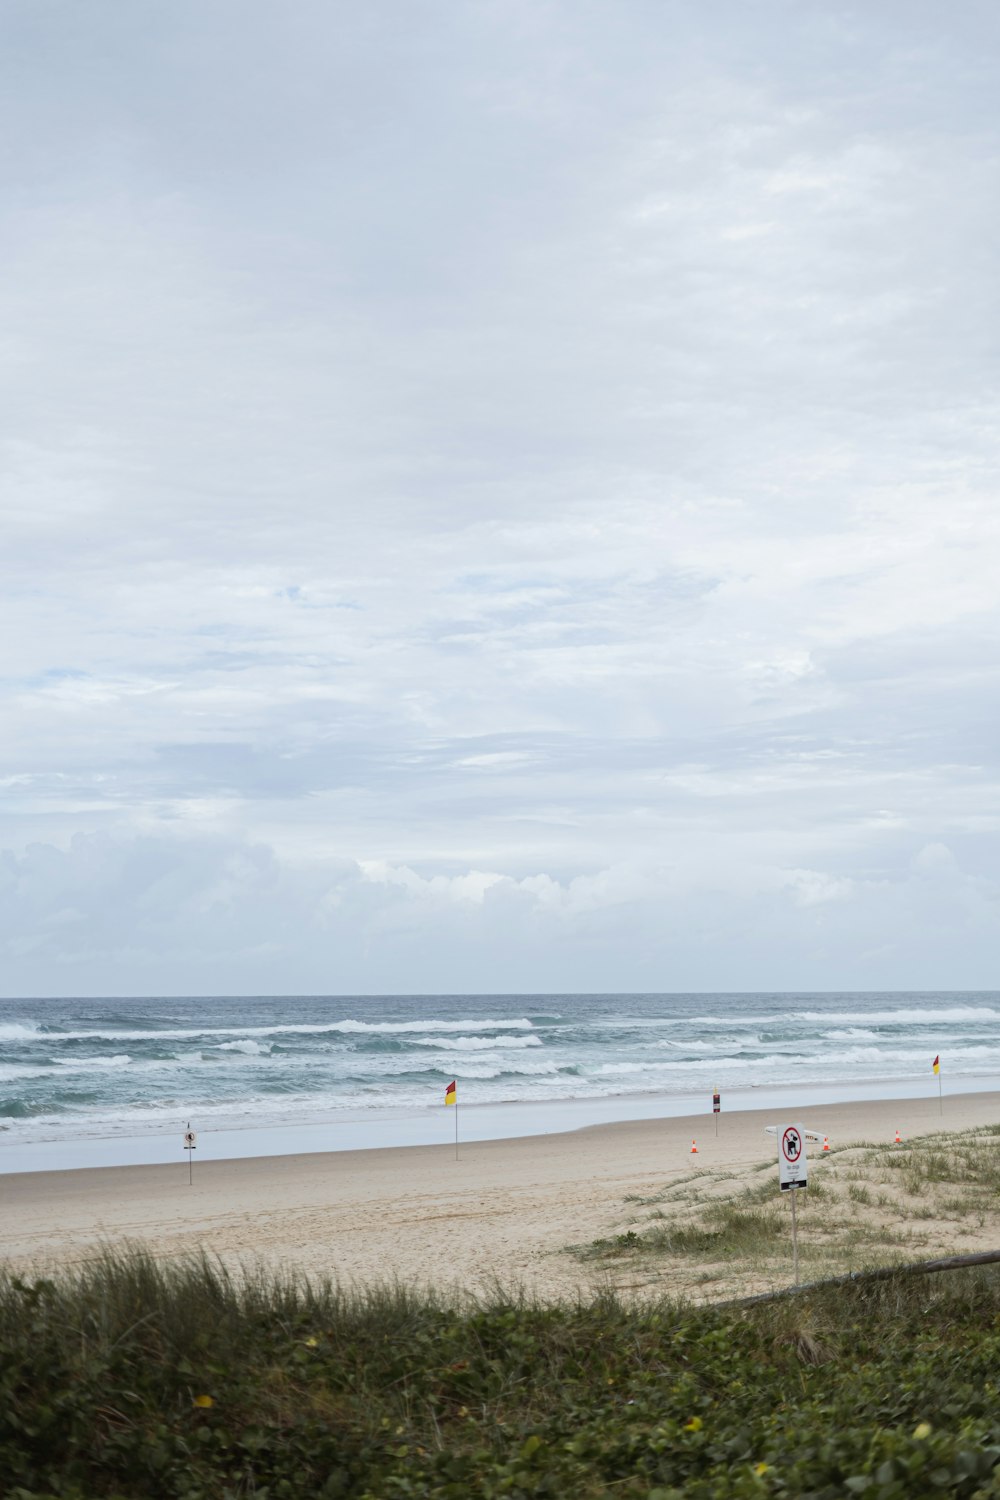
(1, 2, 999, 992)
(0, 827, 993, 997)
(361, 861, 507, 906)
(782, 869, 856, 908)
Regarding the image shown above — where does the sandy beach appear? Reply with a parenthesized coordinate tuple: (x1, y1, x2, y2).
(4, 1091, 999, 1301)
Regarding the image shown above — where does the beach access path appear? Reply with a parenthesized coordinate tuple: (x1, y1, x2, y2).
(3, 1093, 1000, 1301)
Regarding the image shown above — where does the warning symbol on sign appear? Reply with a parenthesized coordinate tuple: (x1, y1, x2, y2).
(777, 1121, 807, 1191)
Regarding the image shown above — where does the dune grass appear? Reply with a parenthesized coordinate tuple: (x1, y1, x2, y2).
(573, 1126, 1000, 1293)
(4, 1246, 1000, 1497)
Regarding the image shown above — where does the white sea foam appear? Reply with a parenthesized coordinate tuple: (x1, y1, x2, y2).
(409, 1034, 542, 1050)
(332, 1051, 568, 1080)
(603, 1005, 1000, 1031)
(445, 1060, 563, 1080)
(0, 1054, 136, 1083)
(58, 1053, 132, 1070)
(336, 1018, 535, 1034)
(0, 1063, 49, 1082)
(796, 1007, 1000, 1026)
(0, 1022, 43, 1041)
(6, 1017, 537, 1045)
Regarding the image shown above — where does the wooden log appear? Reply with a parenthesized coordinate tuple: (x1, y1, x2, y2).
(724, 1248, 1000, 1308)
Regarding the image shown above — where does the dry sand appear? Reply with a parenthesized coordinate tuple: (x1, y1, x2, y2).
(3, 1092, 999, 1301)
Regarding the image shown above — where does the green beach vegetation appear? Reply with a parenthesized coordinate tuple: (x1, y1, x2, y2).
(4, 1243, 1000, 1498)
(573, 1125, 1000, 1299)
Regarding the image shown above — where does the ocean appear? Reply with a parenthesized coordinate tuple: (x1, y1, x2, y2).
(1, 991, 997, 1172)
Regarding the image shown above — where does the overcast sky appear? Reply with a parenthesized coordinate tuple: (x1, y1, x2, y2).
(2, 1, 999, 997)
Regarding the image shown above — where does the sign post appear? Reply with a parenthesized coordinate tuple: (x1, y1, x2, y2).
(183, 1123, 197, 1186)
(712, 1087, 720, 1138)
(776, 1122, 808, 1285)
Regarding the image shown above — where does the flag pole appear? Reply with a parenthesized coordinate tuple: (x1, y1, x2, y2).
(939, 1065, 943, 1117)
(455, 1092, 459, 1161)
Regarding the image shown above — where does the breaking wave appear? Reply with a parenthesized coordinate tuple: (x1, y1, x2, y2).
(1, 991, 998, 1145)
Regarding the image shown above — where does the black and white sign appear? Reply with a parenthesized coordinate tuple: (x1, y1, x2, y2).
(777, 1122, 807, 1191)
(183, 1129, 197, 1149)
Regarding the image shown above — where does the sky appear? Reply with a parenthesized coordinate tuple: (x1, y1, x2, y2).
(2, 1, 999, 997)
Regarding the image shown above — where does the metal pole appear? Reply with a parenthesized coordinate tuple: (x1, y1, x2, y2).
(187, 1121, 192, 1186)
(939, 1071, 943, 1116)
(455, 1098, 459, 1161)
(791, 1191, 799, 1285)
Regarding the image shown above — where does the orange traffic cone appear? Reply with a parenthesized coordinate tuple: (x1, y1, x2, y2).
(690, 1138, 698, 1154)
(822, 1136, 830, 1152)
(894, 1128, 902, 1145)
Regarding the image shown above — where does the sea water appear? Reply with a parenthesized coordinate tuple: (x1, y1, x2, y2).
(1, 992, 997, 1171)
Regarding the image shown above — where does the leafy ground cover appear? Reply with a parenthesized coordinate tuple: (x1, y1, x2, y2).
(3, 1247, 1000, 1497)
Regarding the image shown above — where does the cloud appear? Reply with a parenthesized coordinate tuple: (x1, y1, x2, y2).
(361, 861, 507, 906)
(0, 828, 995, 996)
(782, 869, 856, 908)
(1, 3, 999, 992)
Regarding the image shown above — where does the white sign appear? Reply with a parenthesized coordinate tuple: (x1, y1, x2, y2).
(183, 1129, 197, 1149)
(777, 1121, 807, 1192)
(765, 1126, 823, 1142)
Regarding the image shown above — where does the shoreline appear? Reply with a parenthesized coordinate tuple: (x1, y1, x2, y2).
(3, 1072, 996, 1177)
(3, 1090, 999, 1299)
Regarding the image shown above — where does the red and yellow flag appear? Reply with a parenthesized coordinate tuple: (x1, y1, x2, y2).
(933, 1055, 940, 1075)
(444, 1080, 457, 1106)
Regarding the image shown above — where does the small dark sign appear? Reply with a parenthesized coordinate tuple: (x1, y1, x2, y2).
(712, 1092, 721, 1114)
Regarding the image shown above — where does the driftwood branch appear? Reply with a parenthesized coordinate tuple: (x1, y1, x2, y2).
(725, 1248, 1000, 1308)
